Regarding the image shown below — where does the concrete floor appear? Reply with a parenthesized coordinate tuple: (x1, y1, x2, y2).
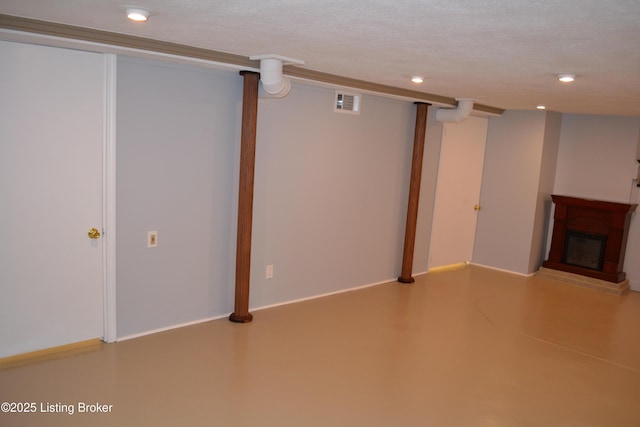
(2, 264, 640, 426)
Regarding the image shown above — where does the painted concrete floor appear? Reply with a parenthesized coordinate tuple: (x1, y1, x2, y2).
(2, 265, 640, 426)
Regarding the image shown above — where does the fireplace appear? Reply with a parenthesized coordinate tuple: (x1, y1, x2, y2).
(563, 230, 607, 271)
(542, 195, 637, 284)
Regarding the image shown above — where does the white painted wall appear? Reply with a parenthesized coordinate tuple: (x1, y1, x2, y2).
(553, 114, 640, 290)
(0, 41, 105, 357)
(416, 109, 445, 275)
(429, 116, 488, 269)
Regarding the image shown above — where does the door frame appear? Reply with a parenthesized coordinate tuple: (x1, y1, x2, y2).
(103, 53, 117, 343)
(428, 117, 488, 270)
(0, 38, 117, 351)
(0, 35, 120, 344)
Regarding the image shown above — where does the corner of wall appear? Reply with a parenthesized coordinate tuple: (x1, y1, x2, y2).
(528, 111, 563, 273)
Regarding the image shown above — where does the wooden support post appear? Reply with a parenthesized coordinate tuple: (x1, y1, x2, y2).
(230, 71, 260, 323)
(398, 102, 430, 283)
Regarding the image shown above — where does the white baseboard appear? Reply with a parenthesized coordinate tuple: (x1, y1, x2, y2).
(471, 263, 639, 293)
(116, 314, 230, 342)
(115, 276, 412, 342)
(249, 276, 403, 313)
(116, 267, 637, 343)
(468, 262, 534, 277)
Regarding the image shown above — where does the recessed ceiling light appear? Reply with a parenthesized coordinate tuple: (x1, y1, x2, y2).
(557, 74, 575, 83)
(126, 8, 150, 22)
(411, 76, 424, 84)
(536, 105, 546, 110)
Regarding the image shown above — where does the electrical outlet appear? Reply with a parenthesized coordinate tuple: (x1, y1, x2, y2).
(266, 264, 274, 279)
(148, 230, 158, 248)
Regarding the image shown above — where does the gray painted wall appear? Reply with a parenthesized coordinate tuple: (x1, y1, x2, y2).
(5, 41, 639, 353)
(553, 114, 640, 289)
(473, 110, 550, 274)
(116, 58, 429, 337)
(116, 57, 242, 337)
(554, 115, 639, 202)
(417, 110, 445, 275)
(529, 111, 562, 273)
(473, 110, 640, 284)
(249, 84, 422, 307)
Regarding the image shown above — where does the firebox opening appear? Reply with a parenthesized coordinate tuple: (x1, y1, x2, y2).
(562, 230, 607, 271)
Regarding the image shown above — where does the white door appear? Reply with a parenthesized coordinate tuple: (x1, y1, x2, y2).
(428, 116, 488, 269)
(0, 41, 105, 358)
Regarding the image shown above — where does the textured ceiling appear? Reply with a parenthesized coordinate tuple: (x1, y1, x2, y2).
(1, 0, 639, 116)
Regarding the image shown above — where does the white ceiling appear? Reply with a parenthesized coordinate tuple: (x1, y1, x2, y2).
(1, 0, 639, 116)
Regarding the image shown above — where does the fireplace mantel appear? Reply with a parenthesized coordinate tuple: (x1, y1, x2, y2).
(542, 195, 637, 283)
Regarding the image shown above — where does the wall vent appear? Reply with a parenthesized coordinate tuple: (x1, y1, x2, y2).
(334, 91, 361, 114)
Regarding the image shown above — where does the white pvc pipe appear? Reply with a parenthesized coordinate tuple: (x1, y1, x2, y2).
(250, 54, 304, 99)
(436, 98, 474, 122)
(258, 58, 291, 98)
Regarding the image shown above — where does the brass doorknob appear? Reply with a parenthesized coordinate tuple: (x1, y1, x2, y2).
(473, 205, 482, 211)
(88, 228, 101, 239)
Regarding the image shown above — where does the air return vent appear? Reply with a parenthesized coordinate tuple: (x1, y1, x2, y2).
(334, 91, 361, 114)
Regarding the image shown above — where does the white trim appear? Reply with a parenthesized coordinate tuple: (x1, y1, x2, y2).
(249, 276, 402, 313)
(115, 276, 418, 342)
(468, 262, 535, 277)
(117, 315, 229, 342)
(0, 28, 476, 111)
(102, 53, 117, 343)
(0, 29, 256, 73)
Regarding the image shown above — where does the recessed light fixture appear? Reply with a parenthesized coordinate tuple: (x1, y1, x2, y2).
(557, 73, 575, 83)
(411, 76, 424, 84)
(126, 8, 150, 22)
(536, 105, 546, 110)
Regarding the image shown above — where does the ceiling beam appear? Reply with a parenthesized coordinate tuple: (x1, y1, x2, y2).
(0, 14, 256, 67)
(0, 14, 504, 115)
(284, 66, 504, 115)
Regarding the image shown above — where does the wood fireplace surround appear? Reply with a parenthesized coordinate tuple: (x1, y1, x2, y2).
(543, 195, 637, 283)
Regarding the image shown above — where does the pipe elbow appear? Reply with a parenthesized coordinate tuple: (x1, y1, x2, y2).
(258, 58, 291, 98)
(250, 55, 304, 99)
(436, 98, 474, 122)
